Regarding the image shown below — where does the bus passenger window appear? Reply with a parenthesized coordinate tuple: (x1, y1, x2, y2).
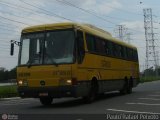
(105, 41, 109, 55)
(95, 38, 106, 55)
(86, 33, 96, 52)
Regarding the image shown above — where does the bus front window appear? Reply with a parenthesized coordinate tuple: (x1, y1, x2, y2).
(44, 30, 75, 64)
(19, 30, 75, 66)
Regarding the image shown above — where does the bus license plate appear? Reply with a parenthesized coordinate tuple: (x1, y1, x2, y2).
(39, 93, 48, 97)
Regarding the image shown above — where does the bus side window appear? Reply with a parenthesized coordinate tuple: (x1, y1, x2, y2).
(123, 47, 127, 59)
(95, 37, 106, 55)
(120, 46, 125, 59)
(126, 47, 129, 60)
(86, 33, 96, 52)
(108, 41, 113, 56)
(77, 30, 85, 64)
(134, 50, 138, 61)
(105, 41, 109, 55)
(136, 51, 138, 61)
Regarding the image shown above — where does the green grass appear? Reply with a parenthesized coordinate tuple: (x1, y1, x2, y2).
(0, 85, 18, 98)
(140, 76, 160, 83)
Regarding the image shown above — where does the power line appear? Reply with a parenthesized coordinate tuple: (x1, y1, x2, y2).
(55, 0, 144, 33)
(0, 26, 20, 32)
(0, 14, 30, 26)
(56, 0, 133, 22)
(55, 0, 117, 25)
(0, 1, 59, 23)
(0, 20, 24, 28)
(0, 4, 58, 25)
(102, 2, 143, 16)
(19, 0, 73, 22)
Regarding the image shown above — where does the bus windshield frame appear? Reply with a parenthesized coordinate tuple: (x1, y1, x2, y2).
(18, 29, 76, 66)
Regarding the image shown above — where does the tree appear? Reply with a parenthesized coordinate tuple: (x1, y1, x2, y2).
(0, 67, 8, 82)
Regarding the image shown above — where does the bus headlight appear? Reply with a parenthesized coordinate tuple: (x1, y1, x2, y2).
(18, 80, 23, 85)
(18, 80, 28, 86)
(66, 80, 72, 84)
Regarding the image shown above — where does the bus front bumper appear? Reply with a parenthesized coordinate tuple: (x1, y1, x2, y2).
(18, 85, 88, 98)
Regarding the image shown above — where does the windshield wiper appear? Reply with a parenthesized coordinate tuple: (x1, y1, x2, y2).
(27, 60, 33, 68)
(27, 53, 42, 68)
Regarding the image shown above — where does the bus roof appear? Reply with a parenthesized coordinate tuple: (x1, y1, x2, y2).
(22, 22, 137, 50)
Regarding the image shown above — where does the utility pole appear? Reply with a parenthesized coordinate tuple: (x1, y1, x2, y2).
(143, 8, 158, 77)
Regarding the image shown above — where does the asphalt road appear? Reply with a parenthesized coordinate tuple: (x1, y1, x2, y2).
(0, 81, 160, 120)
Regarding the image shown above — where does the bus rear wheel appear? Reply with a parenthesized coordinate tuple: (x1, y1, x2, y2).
(39, 97, 53, 106)
(120, 77, 133, 95)
(119, 78, 128, 95)
(127, 77, 133, 94)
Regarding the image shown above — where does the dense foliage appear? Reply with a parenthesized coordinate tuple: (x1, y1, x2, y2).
(0, 67, 16, 82)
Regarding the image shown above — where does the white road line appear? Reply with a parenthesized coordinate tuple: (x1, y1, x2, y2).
(106, 109, 160, 114)
(126, 102, 160, 106)
(149, 95, 160, 97)
(0, 97, 20, 100)
(0, 103, 29, 106)
(138, 98, 160, 100)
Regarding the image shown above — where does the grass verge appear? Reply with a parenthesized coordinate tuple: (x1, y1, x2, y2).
(0, 85, 18, 98)
(140, 76, 160, 83)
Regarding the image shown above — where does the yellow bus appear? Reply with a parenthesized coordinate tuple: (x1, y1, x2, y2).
(11, 22, 139, 105)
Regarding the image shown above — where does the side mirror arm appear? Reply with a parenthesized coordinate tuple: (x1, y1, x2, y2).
(10, 40, 21, 56)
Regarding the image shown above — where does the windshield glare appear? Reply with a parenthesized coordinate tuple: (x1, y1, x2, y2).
(20, 33, 44, 65)
(19, 29, 75, 66)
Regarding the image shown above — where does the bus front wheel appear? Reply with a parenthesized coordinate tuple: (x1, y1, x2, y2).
(39, 97, 53, 106)
(83, 78, 98, 103)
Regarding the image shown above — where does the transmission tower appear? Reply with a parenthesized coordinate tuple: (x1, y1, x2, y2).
(143, 8, 158, 72)
(114, 25, 127, 41)
(126, 33, 132, 44)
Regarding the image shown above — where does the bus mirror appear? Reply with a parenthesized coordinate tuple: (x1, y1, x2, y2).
(10, 43, 14, 56)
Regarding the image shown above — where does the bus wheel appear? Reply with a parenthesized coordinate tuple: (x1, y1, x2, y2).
(127, 77, 133, 94)
(83, 78, 98, 103)
(119, 78, 128, 95)
(39, 97, 53, 106)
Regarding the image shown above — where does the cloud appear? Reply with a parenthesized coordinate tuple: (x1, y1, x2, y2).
(120, 21, 144, 32)
(57, 0, 122, 15)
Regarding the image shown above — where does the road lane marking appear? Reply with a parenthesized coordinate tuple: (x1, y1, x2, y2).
(106, 109, 160, 114)
(138, 98, 160, 100)
(126, 102, 160, 106)
(149, 95, 160, 97)
(0, 103, 30, 106)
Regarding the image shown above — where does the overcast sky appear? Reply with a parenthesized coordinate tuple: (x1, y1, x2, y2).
(0, 0, 160, 71)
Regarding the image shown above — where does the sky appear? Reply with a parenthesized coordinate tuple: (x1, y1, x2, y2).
(0, 0, 160, 71)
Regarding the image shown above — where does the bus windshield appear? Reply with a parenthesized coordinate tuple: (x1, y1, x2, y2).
(19, 29, 75, 66)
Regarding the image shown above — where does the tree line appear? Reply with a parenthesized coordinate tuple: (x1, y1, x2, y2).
(0, 67, 16, 82)
(141, 67, 160, 77)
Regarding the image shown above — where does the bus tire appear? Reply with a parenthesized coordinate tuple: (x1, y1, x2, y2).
(83, 78, 98, 103)
(127, 77, 133, 94)
(39, 97, 53, 106)
(119, 78, 128, 95)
